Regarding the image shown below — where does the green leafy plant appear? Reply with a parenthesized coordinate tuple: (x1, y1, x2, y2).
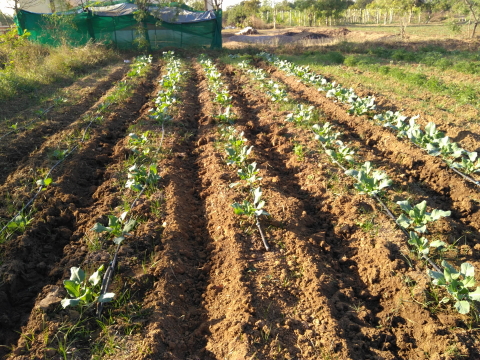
(451, 151, 480, 175)
(428, 261, 480, 314)
(232, 187, 269, 218)
(408, 231, 446, 257)
(92, 212, 136, 245)
(61, 265, 115, 308)
(312, 122, 341, 147)
(234, 162, 262, 187)
(345, 161, 392, 196)
(326, 141, 355, 164)
(36, 177, 53, 188)
(396, 200, 451, 233)
(125, 164, 161, 191)
(7, 213, 33, 233)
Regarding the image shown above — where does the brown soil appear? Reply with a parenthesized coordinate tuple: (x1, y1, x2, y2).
(0, 62, 158, 356)
(1, 53, 480, 360)
(0, 63, 128, 186)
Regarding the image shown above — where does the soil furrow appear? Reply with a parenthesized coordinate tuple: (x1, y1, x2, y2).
(131, 62, 215, 360)
(262, 63, 480, 256)
(188, 61, 257, 359)
(226, 63, 480, 359)
(0, 64, 128, 186)
(0, 64, 158, 356)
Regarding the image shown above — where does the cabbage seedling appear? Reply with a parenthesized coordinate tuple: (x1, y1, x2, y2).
(232, 187, 269, 217)
(233, 162, 262, 187)
(408, 231, 446, 257)
(312, 123, 341, 147)
(396, 200, 451, 234)
(345, 161, 392, 196)
(451, 151, 480, 175)
(92, 212, 136, 245)
(428, 261, 480, 314)
(125, 164, 161, 191)
(326, 141, 355, 164)
(61, 265, 114, 308)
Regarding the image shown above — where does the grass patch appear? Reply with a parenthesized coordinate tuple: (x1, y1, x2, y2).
(0, 27, 118, 105)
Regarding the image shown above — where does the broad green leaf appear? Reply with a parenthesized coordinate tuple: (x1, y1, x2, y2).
(429, 240, 446, 248)
(454, 300, 470, 314)
(63, 280, 81, 298)
(414, 225, 427, 234)
(440, 297, 450, 304)
(253, 187, 262, 205)
(113, 236, 125, 245)
(396, 214, 412, 229)
(463, 276, 476, 289)
(468, 287, 480, 301)
(430, 209, 451, 221)
(92, 223, 108, 233)
(70, 267, 85, 283)
(98, 293, 115, 303)
(61, 298, 80, 308)
(461, 263, 475, 278)
(396, 200, 413, 213)
(89, 268, 103, 287)
(123, 219, 136, 233)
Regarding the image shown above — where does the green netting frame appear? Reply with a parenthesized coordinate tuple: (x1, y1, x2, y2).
(15, 7, 222, 50)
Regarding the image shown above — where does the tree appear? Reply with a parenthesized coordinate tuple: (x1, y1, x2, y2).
(426, 0, 480, 37)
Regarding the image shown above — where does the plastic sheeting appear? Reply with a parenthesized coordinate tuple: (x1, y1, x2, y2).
(15, 3, 222, 49)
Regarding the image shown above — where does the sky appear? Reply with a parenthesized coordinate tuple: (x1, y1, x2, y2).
(0, 1, 15, 16)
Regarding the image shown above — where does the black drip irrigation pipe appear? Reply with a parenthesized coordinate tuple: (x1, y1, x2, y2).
(256, 216, 269, 251)
(0, 104, 55, 141)
(0, 111, 99, 238)
(268, 58, 480, 193)
(97, 93, 169, 318)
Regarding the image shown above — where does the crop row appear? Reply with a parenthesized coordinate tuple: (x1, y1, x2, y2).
(60, 51, 182, 314)
(198, 54, 270, 250)
(258, 52, 480, 188)
(0, 55, 153, 245)
(230, 55, 480, 316)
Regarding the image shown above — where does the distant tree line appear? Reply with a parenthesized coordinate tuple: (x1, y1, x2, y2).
(224, 0, 480, 37)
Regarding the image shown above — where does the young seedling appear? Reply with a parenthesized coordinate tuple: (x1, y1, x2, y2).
(312, 122, 341, 147)
(232, 187, 270, 251)
(225, 143, 252, 167)
(92, 212, 136, 245)
(408, 231, 446, 257)
(348, 96, 376, 116)
(426, 136, 464, 159)
(345, 161, 392, 196)
(125, 164, 161, 191)
(61, 265, 115, 308)
(7, 213, 33, 233)
(428, 261, 480, 315)
(451, 151, 480, 175)
(232, 162, 262, 187)
(325, 141, 355, 165)
(396, 200, 451, 234)
(213, 105, 236, 124)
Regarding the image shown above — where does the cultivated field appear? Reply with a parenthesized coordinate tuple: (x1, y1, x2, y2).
(1, 32, 480, 360)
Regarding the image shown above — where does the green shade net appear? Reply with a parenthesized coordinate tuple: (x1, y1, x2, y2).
(15, 4, 222, 50)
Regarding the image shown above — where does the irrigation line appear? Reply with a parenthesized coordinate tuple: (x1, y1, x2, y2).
(256, 216, 270, 251)
(450, 167, 480, 188)
(372, 194, 442, 273)
(0, 105, 55, 141)
(97, 70, 173, 317)
(0, 105, 107, 237)
(265, 58, 480, 193)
